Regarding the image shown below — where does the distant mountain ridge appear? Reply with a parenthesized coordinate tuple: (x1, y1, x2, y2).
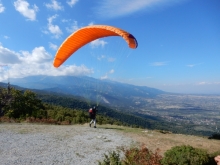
(7, 75, 167, 108)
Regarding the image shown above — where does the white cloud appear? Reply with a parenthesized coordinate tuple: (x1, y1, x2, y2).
(49, 42, 58, 50)
(187, 64, 195, 67)
(67, 0, 78, 7)
(62, 19, 70, 23)
(0, 45, 21, 64)
(52, 65, 93, 76)
(45, 0, 63, 11)
(158, 82, 220, 94)
(150, 61, 168, 66)
(66, 20, 79, 33)
(88, 22, 94, 26)
(100, 74, 108, 80)
(100, 69, 114, 80)
(97, 55, 105, 61)
(4, 36, 9, 39)
(197, 82, 220, 85)
(0, 2, 5, 13)
(186, 63, 203, 67)
(90, 39, 107, 48)
(0, 45, 93, 81)
(109, 69, 114, 74)
(14, 0, 38, 21)
(19, 47, 52, 63)
(97, 55, 115, 62)
(107, 57, 115, 62)
(95, 0, 187, 18)
(47, 15, 63, 38)
(198, 82, 208, 85)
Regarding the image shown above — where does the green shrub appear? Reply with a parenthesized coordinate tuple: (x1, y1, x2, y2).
(161, 145, 209, 165)
(98, 150, 122, 165)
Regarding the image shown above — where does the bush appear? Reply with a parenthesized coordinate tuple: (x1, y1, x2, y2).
(98, 150, 122, 165)
(122, 145, 162, 165)
(161, 145, 209, 165)
(98, 145, 162, 165)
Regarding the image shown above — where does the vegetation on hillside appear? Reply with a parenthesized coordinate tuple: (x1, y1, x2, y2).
(98, 145, 220, 165)
(1, 86, 220, 137)
(0, 87, 153, 127)
(0, 87, 127, 126)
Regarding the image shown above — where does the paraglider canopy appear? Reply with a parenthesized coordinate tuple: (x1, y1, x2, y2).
(53, 25, 138, 68)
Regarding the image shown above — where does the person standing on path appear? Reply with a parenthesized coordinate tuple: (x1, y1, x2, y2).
(89, 106, 97, 128)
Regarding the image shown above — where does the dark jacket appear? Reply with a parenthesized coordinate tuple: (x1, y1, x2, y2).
(89, 108, 97, 119)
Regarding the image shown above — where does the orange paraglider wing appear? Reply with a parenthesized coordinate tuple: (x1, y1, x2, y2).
(53, 25, 138, 68)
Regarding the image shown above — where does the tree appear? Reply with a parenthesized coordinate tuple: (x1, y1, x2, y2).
(0, 86, 13, 116)
(2, 88, 45, 119)
(23, 90, 45, 118)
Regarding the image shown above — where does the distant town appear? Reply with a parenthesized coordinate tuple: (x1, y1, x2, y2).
(133, 94, 220, 133)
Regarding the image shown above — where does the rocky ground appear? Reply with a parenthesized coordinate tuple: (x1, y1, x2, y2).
(0, 123, 136, 165)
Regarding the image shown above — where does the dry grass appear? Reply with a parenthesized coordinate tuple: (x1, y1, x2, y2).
(98, 124, 220, 155)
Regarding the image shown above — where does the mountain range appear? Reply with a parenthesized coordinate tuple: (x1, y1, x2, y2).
(8, 75, 167, 109)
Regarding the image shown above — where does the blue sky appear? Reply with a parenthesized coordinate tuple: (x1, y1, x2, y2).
(0, 0, 220, 94)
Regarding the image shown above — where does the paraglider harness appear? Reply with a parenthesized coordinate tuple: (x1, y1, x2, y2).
(89, 107, 97, 119)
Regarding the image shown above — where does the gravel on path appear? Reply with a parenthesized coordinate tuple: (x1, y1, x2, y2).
(0, 123, 136, 165)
